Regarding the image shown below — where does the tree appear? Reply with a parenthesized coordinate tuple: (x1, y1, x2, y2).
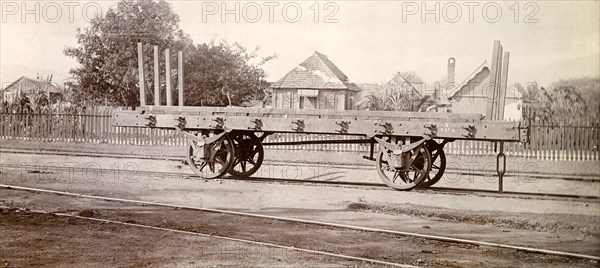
(522, 78, 599, 124)
(65, 0, 192, 107)
(183, 42, 276, 106)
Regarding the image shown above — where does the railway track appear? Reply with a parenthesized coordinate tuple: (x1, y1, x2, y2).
(0, 162, 598, 202)
(1, 184, 599, 263)
(2, 148, 597, 182)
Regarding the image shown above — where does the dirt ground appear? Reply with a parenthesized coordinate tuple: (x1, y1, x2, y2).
(1, 188, 597, 268)
(1, 208, 355, 268)
(1, 143, 599, 267)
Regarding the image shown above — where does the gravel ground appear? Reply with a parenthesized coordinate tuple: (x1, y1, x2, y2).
(1, 188, 598, 268)
(346, 202, 600, 239)
(0, 163, 598, 256)
(1, 209, 356, 268)
(1, 139, 599, 266)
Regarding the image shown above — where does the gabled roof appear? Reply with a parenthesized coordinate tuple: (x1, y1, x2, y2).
(448, 67, 490, 99)
(272, 52, 359, 91)
(3, 76, 61, 94)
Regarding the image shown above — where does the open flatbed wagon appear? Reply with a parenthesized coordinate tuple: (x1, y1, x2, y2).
(112, 43, 529, 191)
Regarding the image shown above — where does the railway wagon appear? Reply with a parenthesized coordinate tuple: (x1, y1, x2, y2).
(112, 43, 528, 191)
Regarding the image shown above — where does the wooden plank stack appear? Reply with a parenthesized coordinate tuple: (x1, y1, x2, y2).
(486, 40, 511, 121)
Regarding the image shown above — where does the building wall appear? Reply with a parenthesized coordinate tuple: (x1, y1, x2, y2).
(2, 78, 63, 104)
(318, 89, 346, 110)
(503, 98, 523, 121)
(449, 75, 522, 120)
(272, 88, 349, 110)
(273, 89, 299, 109)
(450, 76, 490, 116)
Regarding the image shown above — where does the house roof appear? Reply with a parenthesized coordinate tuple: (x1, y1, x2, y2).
(3, 76, 61, 94)
(271, 52, 360, 91)
(448, 67, 490, 99)
(388, 72, 422, 97)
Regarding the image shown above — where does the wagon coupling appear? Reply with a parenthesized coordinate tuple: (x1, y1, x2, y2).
(249, 118, 263, 131)
(375, 122, 394, 135)
(176, 116, 186, 130)
(145, 115, 157, 128)
(335, 121, 351, 134)
(462, 124, 476, 138)
(292, 119, 305, 132)
(211, 117, 225, 129)
(423, 124, 438, 139)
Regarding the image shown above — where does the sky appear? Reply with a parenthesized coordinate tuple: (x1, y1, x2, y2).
(1, 0, 599, 89)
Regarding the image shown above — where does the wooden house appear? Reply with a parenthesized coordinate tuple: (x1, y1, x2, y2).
(1, 76, 62, 104)
(271, 52, 360, 110)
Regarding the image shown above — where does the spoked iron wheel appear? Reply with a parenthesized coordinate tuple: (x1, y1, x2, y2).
(376, 140, 432, 191)
(418, 140, 447, 188)
(228, 131, 264, 177)
(187, 131, 235, 178)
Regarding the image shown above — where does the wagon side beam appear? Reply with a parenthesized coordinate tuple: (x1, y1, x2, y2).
(113, 111, 526, 142)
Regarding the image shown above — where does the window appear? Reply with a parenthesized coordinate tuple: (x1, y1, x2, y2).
(300, 96, 317, 109)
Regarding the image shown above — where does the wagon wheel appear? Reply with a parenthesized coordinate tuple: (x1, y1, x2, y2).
(228, 131, 264, 178)
(376, 141, 432, 191)
(187, 132, 235, 179)
(418, 140, 447, 188)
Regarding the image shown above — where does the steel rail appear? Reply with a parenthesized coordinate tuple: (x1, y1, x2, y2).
(11, 208, 416, 268)
(2, 148, 597, 182)
(1, 184, 599, 262)
(1, 163, 598, 201)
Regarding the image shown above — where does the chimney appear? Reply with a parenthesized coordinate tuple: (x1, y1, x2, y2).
(448, 57, 455, 84)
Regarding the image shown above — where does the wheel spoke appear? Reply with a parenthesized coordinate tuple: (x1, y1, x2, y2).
(215, 154, 226, 165)
(392, 172, 400, 183)
(382, 164, 392, 172)
(198, 162, 207, 172)
(400, 173, 408, 183)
